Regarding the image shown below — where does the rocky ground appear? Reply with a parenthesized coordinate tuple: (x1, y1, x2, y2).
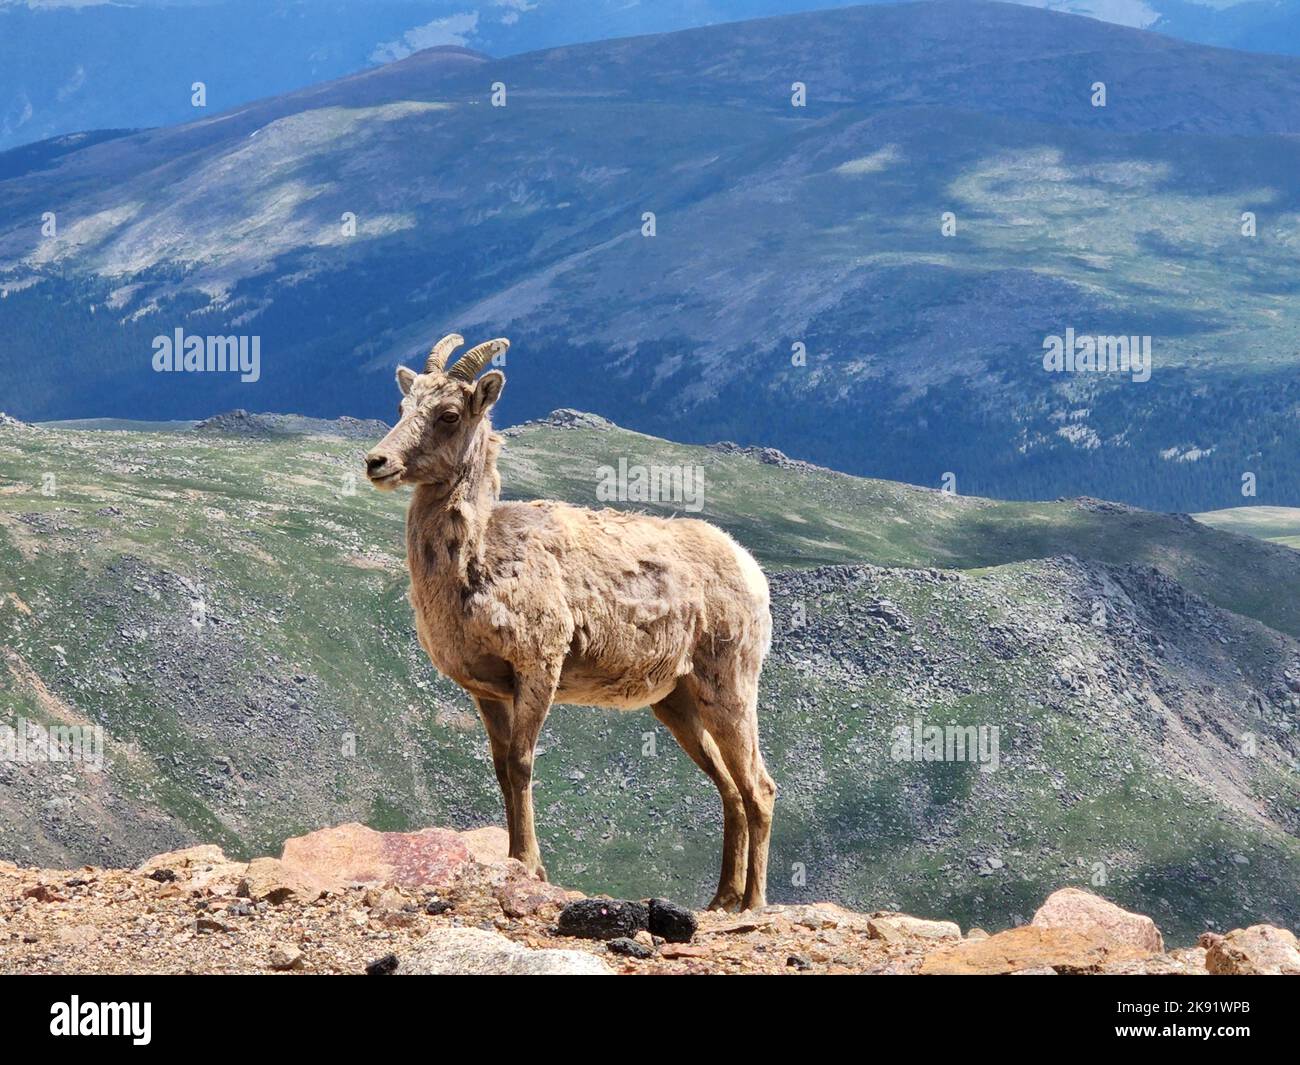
(2, 823, 1297, 976)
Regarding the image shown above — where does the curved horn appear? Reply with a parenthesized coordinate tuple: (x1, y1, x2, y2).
(448, 338, 509, 381)
(425, 333, 464, 374)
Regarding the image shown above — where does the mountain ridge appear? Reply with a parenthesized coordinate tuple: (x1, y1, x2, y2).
(2, 412, 1298, 941)
(6, 2, 1300, 155)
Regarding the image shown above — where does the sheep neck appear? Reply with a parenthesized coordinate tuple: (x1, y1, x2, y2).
(406, 424, 501, 592)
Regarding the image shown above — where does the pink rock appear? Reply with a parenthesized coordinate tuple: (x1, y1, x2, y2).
(1031, 888, 1163, 954)
(381, 828, 473, 888)
(279, 823, 474, 891)
(494, 874, 574, 918)
(462, 826, 510, 864)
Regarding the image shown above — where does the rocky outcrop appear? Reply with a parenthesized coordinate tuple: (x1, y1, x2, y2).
(918, 890, 1204, 975)
(919, 925, 1147, 975)
(1204, 925, 1300, 975)
(504, 409, 615, 436)
(2, 833, 1296, 976)
(194, 410, 389, 439)
(710, 440, 830, 473)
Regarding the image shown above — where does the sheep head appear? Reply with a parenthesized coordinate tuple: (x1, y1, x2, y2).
(364, 333, 509, 491)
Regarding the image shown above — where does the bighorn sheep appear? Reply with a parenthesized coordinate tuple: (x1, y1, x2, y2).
(364, 334, 775, 910)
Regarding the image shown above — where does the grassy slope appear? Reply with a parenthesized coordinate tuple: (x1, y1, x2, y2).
(1, 418, 1297, 941)
(756, 560, 1300, 943)
(1196, 505, 1300, 550)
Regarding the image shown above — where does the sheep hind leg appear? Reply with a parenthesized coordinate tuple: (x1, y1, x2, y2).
(473, 696, 516, 854)
(653, 680, 748, 912)
(700, 682, 775, 912)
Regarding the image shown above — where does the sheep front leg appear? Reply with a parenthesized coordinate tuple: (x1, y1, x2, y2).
(506, 667, 558, 881)
(473, 696, 516, 852)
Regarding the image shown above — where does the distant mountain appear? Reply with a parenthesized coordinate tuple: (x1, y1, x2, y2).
(1091, 0, 1300, 55)
(4, 1, 1300, 510)
(2, 414, 1297, 942)
(1023, 1, 1300, 54)
(0, 0, 903, 151)
(3, 1, 1298, 154)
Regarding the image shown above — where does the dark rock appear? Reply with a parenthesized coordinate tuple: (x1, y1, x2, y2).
(648, 897, 697, 943)
(709, 440, 829, 473)
(607, 936, 654, 959)
(515, 409, 614, 433)
(556, 898, 649, 941)
(787, 953, 812, 970)
(425, 899, 453, 916)
(366, 953, 399, 976)
(147, 868, 177, 883)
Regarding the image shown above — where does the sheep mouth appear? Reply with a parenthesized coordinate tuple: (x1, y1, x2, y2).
(367, 469, 404, 489)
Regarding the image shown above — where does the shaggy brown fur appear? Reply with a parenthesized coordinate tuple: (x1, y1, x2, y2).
(365, 335, 775, 910)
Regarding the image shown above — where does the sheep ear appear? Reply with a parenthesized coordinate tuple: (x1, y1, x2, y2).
(470, 370, 505, 415)
(396, 366, 417, 395)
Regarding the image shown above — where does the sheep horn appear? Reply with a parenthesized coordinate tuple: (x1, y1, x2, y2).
(425, 333, 464, 374)
(448, 338, 509, 381)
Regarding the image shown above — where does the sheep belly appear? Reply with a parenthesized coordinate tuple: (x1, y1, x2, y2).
(555, 646, 683, 711)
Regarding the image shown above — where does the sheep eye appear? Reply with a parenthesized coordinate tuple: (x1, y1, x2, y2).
(439, 411, 460, 424)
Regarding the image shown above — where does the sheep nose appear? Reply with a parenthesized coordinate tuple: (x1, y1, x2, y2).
(366, 454, 390, 474)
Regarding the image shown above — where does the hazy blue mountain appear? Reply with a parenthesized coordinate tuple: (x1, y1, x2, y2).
(3, 1, 1300, 511)
(1115, 1, 1300, 55)
(1024, 1, 1300, 54)
(3, 1, 1298, 153)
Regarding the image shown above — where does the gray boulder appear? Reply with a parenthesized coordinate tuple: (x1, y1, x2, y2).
(398, 928, 613, 975)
